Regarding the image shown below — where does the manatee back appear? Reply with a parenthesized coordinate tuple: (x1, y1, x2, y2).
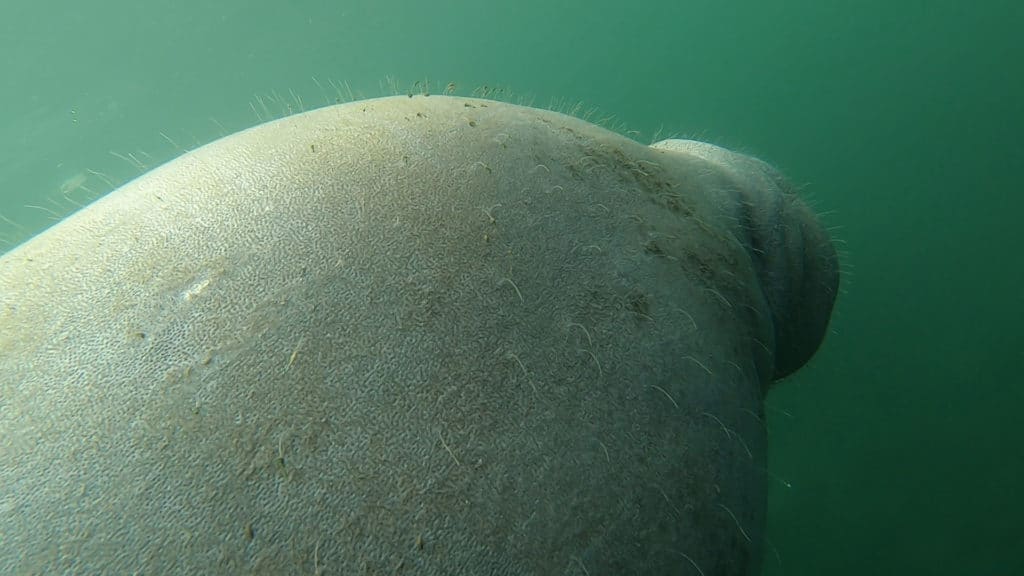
(0, 96, 833, 574)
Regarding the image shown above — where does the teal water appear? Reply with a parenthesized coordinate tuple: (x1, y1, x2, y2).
(1, 1, 1021, 573)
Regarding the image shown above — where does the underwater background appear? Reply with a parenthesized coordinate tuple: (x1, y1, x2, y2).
(1, 0, 1020, 573)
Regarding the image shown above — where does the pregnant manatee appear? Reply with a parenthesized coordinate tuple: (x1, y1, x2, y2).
(0, 95, 838, 574)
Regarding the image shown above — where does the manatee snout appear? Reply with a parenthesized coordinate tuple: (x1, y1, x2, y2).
(651, 138, 839, 380)
(764, 188, 840, 379)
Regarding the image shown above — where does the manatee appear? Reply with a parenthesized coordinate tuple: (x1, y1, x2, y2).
(0, 95, 838, 574)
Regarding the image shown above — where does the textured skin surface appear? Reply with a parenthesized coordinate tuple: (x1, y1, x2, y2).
(0, 96, 838, 574)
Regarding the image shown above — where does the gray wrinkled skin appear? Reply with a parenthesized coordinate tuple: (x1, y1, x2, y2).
(0, 96, 838, 575)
